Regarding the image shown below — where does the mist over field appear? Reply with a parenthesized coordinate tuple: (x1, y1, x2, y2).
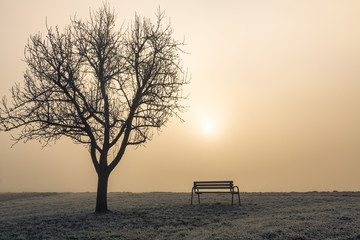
(1, 1, 360, 239)
(1, 0, 360, 194)
(1, 192, 359, 239)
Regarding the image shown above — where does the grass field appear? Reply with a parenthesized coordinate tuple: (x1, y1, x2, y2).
(0, 191, 359, 239)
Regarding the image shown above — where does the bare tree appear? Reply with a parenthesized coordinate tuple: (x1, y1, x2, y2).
(0, 4, 188, 213)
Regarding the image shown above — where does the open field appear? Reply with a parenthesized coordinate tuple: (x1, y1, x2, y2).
(0, 192, 359, 239)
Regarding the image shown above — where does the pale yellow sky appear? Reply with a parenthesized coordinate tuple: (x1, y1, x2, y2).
(0, 0, 359, 192)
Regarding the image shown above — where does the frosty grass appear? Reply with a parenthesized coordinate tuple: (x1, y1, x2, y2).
(0, 192, 359, 239)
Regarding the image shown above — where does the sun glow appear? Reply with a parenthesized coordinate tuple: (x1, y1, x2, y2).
(193, 105, 222, 138)
(202, 121, 216, 135)
(197, 111, 219, 137)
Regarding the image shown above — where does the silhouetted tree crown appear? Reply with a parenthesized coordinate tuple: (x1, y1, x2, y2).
(0, 4, 188, 212)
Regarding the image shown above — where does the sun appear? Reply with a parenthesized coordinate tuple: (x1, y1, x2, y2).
(193, 107, 220, 138)
(199, 115, 219, 137)
(203, 121, 216, 135)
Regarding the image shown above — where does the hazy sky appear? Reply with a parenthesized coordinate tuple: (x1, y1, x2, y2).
(1, 0, 359, 192)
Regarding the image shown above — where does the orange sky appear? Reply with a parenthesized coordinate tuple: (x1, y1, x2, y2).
(0, 0, 359, 192)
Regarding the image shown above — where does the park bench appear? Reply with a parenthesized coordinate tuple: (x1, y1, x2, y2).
(191, 181, 241, 205)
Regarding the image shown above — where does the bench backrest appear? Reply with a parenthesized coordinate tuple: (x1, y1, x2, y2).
(194, 181, 234, 189)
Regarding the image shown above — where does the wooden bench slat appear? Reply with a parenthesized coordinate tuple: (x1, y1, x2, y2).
(195, 186, 233, 189)
(195, 186, 232, 188)
(195, 182, 232, 184)
(195, 191, 233, 194)
(194, 180, 234, 183)
(194, 181, 233, 184)
(194, 184, 232, 186)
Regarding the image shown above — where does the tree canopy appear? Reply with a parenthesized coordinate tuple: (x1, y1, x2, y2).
(0, 4, 188, 212)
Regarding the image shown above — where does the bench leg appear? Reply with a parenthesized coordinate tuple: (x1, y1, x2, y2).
(198, 193, 200, 204)
(191, 188, 194, 205)
(238, 192, 241, 206)
(232, 193, 234, 206)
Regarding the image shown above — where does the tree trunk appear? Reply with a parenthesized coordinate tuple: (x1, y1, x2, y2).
(95, 172, 110, 213)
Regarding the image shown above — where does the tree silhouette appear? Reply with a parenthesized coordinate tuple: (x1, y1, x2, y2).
(0, 4, 188, 213)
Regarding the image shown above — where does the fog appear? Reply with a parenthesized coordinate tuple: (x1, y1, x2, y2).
(1, 0, 359, 192)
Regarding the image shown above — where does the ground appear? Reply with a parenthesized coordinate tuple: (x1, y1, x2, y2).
(0, 192, 359, 239)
